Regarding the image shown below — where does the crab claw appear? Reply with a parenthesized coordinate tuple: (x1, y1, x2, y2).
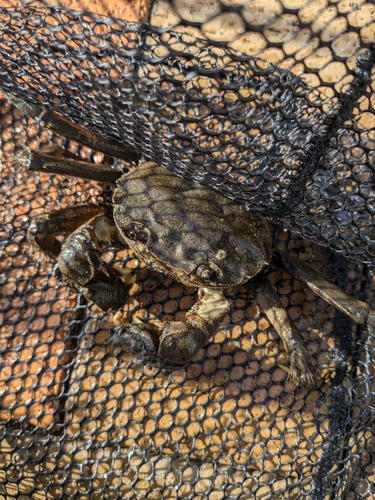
(111, 288, 230, 367)
(158, 321, 208, 364)
(111, 320, 207, 366)
(111, 322, 160, 364)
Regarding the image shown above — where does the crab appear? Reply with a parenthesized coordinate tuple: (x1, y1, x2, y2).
(15, 97, 375, 390)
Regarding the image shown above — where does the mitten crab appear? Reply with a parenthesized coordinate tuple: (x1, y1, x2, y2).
(19, 101, 374, 390)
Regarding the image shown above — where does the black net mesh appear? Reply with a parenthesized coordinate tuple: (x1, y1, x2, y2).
(0, 1, 375, 499)
(0, 1, 374, 264)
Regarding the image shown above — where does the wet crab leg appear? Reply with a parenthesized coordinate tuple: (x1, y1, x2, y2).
(21, 146, 122, 184)
(278, 252, 375, 327)
(7, 93, 140, 163)
(251, 276, 315, 389)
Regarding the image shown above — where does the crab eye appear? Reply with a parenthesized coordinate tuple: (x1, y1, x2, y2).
(195, 262, 223, 284)
(123, 222, 149, 245)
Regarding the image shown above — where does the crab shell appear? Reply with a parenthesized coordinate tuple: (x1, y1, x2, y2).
(113, 162, 273, 288)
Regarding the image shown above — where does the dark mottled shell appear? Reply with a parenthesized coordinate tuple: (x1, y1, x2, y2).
(114, 162, 273, 287)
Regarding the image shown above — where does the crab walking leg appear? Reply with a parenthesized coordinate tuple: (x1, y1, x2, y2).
(278, 252, 375, 327)
(21, 146, 122, 184)
(252, 277, 315, 389)
(7, 93, 140, 163)
(112, 288, 230, 366)
(29, 204, 131, 311)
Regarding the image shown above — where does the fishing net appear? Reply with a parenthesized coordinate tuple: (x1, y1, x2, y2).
(0, 1, 374, 499)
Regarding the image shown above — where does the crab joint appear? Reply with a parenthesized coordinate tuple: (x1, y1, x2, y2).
(186, 288, 230, 342)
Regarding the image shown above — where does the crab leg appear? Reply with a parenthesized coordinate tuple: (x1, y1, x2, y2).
(21, 146, 122, 184)
(278, 252, 374, 327)
(251, 276, 315, 389)
(7, 93, 140, 162)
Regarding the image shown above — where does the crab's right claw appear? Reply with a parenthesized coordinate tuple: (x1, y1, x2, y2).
(158, 321, 208, 364)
